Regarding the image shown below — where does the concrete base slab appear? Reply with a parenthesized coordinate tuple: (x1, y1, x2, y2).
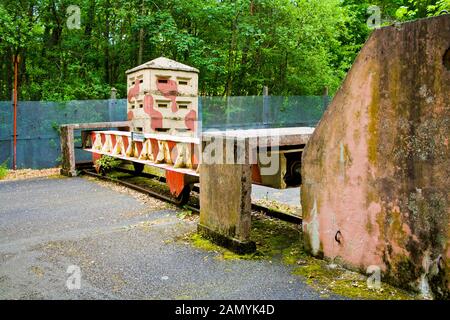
(197, 223, 256, 254)
(60, 168, 77, 177)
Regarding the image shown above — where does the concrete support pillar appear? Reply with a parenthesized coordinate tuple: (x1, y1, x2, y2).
(198, 137, 256, 253)
(60, 125, 77, 177)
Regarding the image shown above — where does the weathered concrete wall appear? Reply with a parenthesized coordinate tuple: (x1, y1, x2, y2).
(301, 15, 450, 298)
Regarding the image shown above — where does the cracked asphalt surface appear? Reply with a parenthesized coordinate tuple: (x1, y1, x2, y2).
(0, 177, 337, 300)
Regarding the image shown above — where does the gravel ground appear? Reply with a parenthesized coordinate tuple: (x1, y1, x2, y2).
(0, 168, 60, 182)
(0, 176, 338, 300)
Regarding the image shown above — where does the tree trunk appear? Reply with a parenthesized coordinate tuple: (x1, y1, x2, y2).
(104, 0, 111, 85)
(138, 0, 145, 65)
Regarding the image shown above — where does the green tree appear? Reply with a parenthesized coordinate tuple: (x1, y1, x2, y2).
(1, 0, 447, 101)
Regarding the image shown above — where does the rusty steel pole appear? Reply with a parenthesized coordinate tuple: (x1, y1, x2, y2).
(12, 54, 19, 170)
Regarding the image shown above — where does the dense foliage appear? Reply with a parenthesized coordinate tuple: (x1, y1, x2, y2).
(0, 0, 448, 101)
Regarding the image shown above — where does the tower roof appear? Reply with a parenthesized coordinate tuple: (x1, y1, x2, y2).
(126, 57, 199, 74)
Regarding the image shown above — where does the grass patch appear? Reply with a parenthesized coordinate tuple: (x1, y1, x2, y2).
(95, 155, 121, 174)
(106, 171, 134, 180)
(0, 161, 8, 180)
(177, 210, 194, 220)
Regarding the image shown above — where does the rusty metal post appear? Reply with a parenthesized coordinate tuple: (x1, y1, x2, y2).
(12, 54, 20, 170)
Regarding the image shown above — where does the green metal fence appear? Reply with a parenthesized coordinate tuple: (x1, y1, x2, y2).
(0, 96, 329, 169)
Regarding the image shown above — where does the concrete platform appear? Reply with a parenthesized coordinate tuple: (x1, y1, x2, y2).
(203, 127, 314, 147)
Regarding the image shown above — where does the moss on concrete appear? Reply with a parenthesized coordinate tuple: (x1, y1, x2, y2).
(190, 233, 258, 260)
(188, 215, 300, 261)
(187, 214, 418, 299)
(386, 208, 408, 247)
(292, 256, 417, 300)
(365, 217, 373, 235)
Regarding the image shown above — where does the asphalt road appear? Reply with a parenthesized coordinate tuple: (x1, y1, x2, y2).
(0, 177, 334, 300)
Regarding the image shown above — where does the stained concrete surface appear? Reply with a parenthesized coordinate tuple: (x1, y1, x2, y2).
(0, 177, 335, 300)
